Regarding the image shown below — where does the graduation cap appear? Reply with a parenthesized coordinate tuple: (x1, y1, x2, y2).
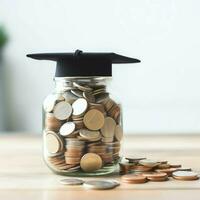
(27, 50, 140, 77)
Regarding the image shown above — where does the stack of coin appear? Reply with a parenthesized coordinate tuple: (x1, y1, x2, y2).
(64, 138, 85, 167)
(43, 81, 123, 173)
(120, 156, 199, 183)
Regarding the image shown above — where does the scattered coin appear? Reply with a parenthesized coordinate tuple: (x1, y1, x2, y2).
(125, 157, 146, 163)
(83, 109, 105, 130)
(60, 122, 76, 137)
(53, 101, 72, 120)
(139, 159, 160, 167)
(60, 178, 84, 185)
(84, 180, 118, 190)
(121, 174, 148, 184)
(72, 98, 88, 116)
(172, 171, 199, 181)
(80, 153, 102, 172)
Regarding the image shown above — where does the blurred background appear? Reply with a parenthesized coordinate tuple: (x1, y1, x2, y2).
(0, 0, 200, 134)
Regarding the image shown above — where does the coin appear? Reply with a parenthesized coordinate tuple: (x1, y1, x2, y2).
(83, 109, 105, 130)
(155, 168, 178, 176)
(142, 172, 167, 178)
(80, 153, 102, 172)
(60, 122, 76, 137)
(83, 91, 95, 103)
(125, 157, 146, 163)
(95, 92, 109, 103)
(139, 159, 160, 167)
(121, 174, 148, 184)
(83, 180, 118, 190)
(114, 125, 123, 141)
(71, 89, 83, 98)
(43, 94, 64, 112)
(73, 82, 93, 92)
(79, 129, 100, 141)
(45, 132, 61, 154)
(45, 113, 61, 132)
(72, 98, 88, 116)
(157, 164, 171, 169)
(170, 164, 182, 168)
(101, 117, 116, 138)
(53, 101, 72, 120)
(172, 171, 199, 181)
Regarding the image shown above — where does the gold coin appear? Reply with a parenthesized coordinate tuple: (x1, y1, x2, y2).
(83, 109, 105, 130)
(114, 125, 123, 141)
(80, 153, 102, 172)
(79, 129, 101, 141)
(100, 117, 116, 138)
(45, 132, 61, 154)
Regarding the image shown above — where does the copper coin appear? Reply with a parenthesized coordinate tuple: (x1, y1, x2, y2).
(83, 109, 105, 130)
(121, 174, 147, 184)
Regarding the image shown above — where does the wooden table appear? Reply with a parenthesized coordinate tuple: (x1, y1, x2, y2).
(0, 134, 200, 200)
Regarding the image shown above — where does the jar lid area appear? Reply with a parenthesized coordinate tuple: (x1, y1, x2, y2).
(27, 49, 140, 77)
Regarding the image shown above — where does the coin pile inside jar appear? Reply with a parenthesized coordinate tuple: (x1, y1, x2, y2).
(43, 81, 123, 173)
(120, 157, 199, 183)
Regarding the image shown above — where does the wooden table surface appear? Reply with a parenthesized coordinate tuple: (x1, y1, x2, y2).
(0, 133, 200, 200)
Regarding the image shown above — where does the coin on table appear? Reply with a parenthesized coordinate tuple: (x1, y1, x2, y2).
(72, 98, 88, 116)
(121, 174, 148, 184)
(53, 101, 72, 120)
(45, 132, 61, 154)
(80, 153, 102, 172)
(139, 159, 160, 167)
(114, 125, 123, 141)
(157, 164, 171, 169)
(83, 180, 118, 190)
(125, 157, 146, 163)
(100, 117, 116, 138)
(155, 168, 178, 176)
(83, 109, 105, 130)
(79, 129, 101, 141)
(172, 171, 199, 181)
(60, 178, 84, 185)
(142, 172, 167, 178)
(60, 122, 76, 137)
(170, 164, 182, 168)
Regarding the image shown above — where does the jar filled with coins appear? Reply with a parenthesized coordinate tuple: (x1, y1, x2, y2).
(27, 50, 140, 176)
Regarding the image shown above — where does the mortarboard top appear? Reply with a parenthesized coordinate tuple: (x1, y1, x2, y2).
(27, 49, 140, 77)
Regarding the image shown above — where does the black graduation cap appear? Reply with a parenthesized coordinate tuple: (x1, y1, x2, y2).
(27, 49, 140, 77)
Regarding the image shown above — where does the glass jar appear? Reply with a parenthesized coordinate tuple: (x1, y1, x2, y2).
(43, 77, 123, 176)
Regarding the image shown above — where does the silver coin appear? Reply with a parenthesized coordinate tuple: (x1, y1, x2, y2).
(53, 101, 73, 120)
(83, 180, 118, 190)
(59, 122, 76, 136)
(72, 98, 88, 116)
(71, 89, 83, 98)
(73, 82, 93, 92)
(60, 178, 84, 185)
